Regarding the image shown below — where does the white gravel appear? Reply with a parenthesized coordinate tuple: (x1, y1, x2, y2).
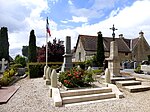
(1, 77, 150, 112)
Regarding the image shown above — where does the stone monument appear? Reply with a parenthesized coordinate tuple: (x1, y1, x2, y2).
(61, 36, 73, 72)
(106, 25, 120, 76)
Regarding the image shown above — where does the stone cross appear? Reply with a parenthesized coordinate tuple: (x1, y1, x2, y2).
(0, 58, 8, 72)
(110, 24, 118, 41)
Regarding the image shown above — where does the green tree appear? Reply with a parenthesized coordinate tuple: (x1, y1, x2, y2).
(22, 46, 29, 57)
(28, 30, 37, 62)
(14, 55, 26, 67)
(0, 27, 9, 61)
(96, 31, 105, 67)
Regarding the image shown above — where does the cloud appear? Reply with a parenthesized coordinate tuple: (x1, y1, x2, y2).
(62, 16, 88, 23)
(54, 0, 150, 49)
(1, 0, 150, 59)
(69, 0, 117, 20)
(0, 0, 54, 58)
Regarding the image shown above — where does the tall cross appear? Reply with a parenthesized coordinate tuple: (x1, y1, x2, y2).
(110, 24, 118, 41)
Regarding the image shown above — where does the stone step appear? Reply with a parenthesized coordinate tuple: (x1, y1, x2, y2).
(116, 80, 141, 87)
(62, 92, 116, 104)
(124, 85, 150, 92)
(61, 87, 112, 97)
(111, 77, 136, 84)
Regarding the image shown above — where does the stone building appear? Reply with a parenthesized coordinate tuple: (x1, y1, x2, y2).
(73, 31, 150, 62)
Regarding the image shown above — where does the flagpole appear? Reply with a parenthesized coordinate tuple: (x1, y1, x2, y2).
(46, 32, 48, 66)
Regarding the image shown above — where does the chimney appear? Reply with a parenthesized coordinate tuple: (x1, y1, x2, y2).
(139, 31, 144, 38)
(119, 34, 124, 38)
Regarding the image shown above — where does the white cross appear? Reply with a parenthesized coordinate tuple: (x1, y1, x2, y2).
(0, 58, 8, 72)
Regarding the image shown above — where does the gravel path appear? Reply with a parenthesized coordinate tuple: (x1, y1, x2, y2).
(0, 77, 150, 112)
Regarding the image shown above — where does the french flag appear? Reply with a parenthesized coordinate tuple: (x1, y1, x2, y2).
(46, 17, 51, 36)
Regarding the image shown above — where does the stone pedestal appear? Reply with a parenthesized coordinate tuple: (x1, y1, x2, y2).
(106, 41, 120, 76)
(61, 36, 73, 72)
(105, 68, 110, 83)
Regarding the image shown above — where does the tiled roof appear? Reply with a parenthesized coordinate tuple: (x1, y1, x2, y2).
(77, 35, 132, 53)
(132, 38, 139, 49)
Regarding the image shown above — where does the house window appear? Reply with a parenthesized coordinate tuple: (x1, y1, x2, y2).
(125, 53, 128, 56)
(79, 52, 81, 61)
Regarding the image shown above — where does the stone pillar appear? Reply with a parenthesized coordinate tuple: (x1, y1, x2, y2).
(46, 67, 52, 85)
(51, 69, 57, 88)
(43, 65, 48, 80)
(106, 41, 120, 76)
(61, 36, 73, 72)
(105, 68, 111, 83)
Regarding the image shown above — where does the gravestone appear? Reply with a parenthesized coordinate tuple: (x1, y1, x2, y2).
(106, 41, 120, 76)
(61, 36, 73, 72)
(0, 58, 8, 73)
(51, 69, 57, 88)
(43, 65, 48, 80)
(46, 67, 52, 85)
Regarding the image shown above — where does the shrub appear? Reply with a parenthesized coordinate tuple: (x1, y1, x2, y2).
(134, 65, 143, 74)
(14, 55, 26, 67)
(29, 64, 41, 78)
(0, 68, 16, 86)
(93, 69, 103, 75)
(58, 67, 94, 88)
(10, 64, 22, 72)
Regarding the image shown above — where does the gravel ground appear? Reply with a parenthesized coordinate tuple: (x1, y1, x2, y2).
(1, 77, 150, 112)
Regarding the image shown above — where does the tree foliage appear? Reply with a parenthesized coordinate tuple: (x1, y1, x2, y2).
(28, 30, 37, 62)
(0, 27, 9, 61)
(96, 31, 105, 67)
(22, 46, 28, 57)
(14, 55, 26, 67)
(37, 38, 64, 62)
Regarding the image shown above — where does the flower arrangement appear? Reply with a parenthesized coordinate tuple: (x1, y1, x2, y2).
(58, 67, 94, 88)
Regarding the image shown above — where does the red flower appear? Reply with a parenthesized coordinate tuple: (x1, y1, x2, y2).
(75, 75, 79, 78)
(64, 80, 68, 83)
(68, 74, 72, 76)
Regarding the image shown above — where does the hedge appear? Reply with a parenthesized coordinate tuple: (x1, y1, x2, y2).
(28, 62, 85, 78)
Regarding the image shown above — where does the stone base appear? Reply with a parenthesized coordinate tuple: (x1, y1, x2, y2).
(61, 63, 73, 72)
(43, 75, 46, 80)
(46, 79, 51, 85)
(49, 86, 62, 107)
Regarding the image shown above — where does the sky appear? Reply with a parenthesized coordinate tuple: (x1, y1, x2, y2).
(0, 0, 150, 58)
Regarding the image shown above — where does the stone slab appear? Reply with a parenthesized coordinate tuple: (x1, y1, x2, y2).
(0, 86, 20, 104)
(116, 80, 141, 87)
(111, 77, 136, 84)
(124, 85, 150, 92)
(51, 87, 62, 107)
(62, 92, 116, 104)
(107, 84, 124, 99)
(61, 87, 112, 97)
